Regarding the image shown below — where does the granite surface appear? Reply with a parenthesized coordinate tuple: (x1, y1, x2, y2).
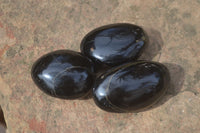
(0, 0, 200, 133)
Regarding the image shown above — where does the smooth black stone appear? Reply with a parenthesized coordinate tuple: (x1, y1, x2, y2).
(80, 23, 148, 67)
(31, 50, 95, 99)
(93, 61, 170, 112)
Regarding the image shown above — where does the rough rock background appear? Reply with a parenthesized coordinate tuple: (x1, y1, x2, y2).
(0, 0, 200, 133)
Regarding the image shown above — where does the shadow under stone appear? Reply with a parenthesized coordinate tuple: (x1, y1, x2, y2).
(139, 28, 164, 61)
(0, 106, 6, 133)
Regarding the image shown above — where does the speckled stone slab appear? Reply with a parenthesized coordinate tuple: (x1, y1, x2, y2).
(0, 0, 200, 133)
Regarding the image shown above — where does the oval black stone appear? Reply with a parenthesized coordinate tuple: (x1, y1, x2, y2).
(93, 61, 170, 112)
(31, 50, 95, 99)
(80, 23, 148, 67)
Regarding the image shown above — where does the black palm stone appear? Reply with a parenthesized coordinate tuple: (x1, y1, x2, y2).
(93, 61, 170, 112)
(80, 23, 148, 67)
(31, 50, 95, 99)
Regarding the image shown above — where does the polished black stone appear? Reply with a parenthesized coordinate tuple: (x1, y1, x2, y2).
(80, 23, 148, 67)
(31, 50, 95, 99)
(93, 61, 170, 112)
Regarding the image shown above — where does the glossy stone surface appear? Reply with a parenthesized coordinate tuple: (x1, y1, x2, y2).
(80, 23, 148, 66)
(93, 61, 170, 112)
(31, 50, 95, 99)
